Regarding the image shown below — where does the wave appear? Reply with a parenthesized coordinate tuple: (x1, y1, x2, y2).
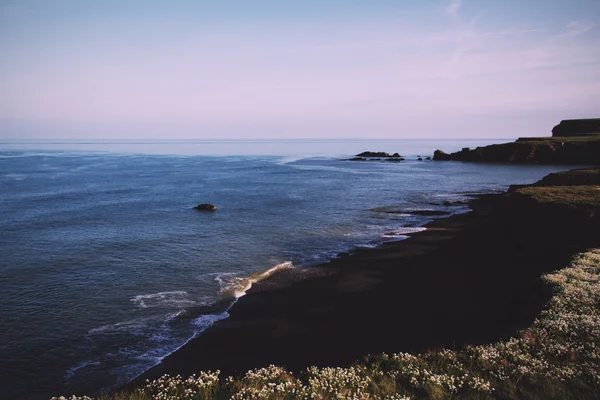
(65, 359, 102, 380)
(130, 291, 196, 309)
(88, 317, 156, 336)
(382, 227, 427, 238)
(1, 173, 27, 181)
(216, 261, 293, 299)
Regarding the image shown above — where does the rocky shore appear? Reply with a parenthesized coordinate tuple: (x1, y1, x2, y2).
(133, 168, 600, 387)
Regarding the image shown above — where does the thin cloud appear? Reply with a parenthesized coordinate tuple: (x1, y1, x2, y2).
(563, 20, 596, 37)
(445, 0, 462, 20)
(482, 28, 547, 37)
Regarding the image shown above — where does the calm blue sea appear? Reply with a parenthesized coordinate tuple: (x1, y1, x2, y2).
(0, 139, 580, 399)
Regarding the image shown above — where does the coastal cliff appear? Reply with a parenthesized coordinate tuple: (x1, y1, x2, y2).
(434, 119, 600, 164)
(434, 135, 600, 164)
(552, 118, 600, 137)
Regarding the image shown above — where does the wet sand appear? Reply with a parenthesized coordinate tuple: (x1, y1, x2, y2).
(135, 190, 600, 383)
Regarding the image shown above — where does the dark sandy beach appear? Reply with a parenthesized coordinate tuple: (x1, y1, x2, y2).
(135, 178, 600, 385)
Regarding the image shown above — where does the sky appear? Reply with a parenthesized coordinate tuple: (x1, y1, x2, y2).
(0, 0, 599, 140)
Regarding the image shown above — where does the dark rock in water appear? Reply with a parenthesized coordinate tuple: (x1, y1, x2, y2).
(391, 153, 401, 158)
(356, 151, 390, 157)
(442, 200, 466, 206)
(195, 204, 217, 211)
(381, 209, 450, 216)
(433, 150, 451, 161)
(408, 210, 451, 216)
(384, 157, 404, 162)
(417, 157, 423, 161)
(348, 157, 367, 161)
(425, 156, 431, 160)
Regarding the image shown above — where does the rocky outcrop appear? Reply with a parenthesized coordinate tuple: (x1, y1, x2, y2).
(433, 150, 451, 161)
(433, 140, 600, 164)
(356, 151, 392, 157)
(552, 119, 600, 137)
(348, 151, 406, 162)
(194, 204, 217, 211)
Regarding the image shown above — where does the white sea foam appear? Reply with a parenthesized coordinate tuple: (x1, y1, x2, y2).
(2, 173, 26, 181)
(192, 312, 230, 334)
(88, 318, 153, 335)
(130, 291, 196, 309)
(382, 227, 427, 237)
(356, 243, 379, 248)
(216, 261, 293, 299)
(65, 360, 101, 380)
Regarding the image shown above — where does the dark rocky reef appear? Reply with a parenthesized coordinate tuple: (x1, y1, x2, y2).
(552, 119, 600, 137)
(356, 151, 393, 157)
(348, 151, 405, 162)
(434, 139, 600, 164)
(194, 203, 217, 211)
(383, 157, 405, 162)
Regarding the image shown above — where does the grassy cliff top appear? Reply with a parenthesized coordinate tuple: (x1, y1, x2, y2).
(514, 168, 600, 209)
(516, 134, 600, 143)
(516, 185, 600, 208)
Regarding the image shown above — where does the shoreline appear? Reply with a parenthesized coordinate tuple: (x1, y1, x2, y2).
(130, 177, 600, 389)
(120, 203, 477, 390)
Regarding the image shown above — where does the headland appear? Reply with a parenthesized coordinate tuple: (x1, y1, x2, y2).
(433, 119, 600, 164)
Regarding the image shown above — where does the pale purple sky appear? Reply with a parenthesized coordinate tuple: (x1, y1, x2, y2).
(1, 0, 599, 139)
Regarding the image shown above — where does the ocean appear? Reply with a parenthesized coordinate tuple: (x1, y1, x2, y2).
(0, 139, 579, 399)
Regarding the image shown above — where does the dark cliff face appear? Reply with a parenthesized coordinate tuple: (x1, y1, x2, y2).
(434, 140, 600, 164)
(552, 119, 600, 137)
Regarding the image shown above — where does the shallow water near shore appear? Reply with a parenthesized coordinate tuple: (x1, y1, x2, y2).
(0, 139, 583, 399)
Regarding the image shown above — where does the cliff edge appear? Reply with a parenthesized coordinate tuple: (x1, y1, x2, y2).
(434, 119, 600, 164)
(552, 118, 600, 137)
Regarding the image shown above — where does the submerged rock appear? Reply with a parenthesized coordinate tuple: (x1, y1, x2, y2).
(409, 210, 451, 216)
(194, 204, 217, 211)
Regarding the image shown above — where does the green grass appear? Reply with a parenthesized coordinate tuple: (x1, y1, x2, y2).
(531, 168, 600, 187)
(516, 185, 600, 208)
